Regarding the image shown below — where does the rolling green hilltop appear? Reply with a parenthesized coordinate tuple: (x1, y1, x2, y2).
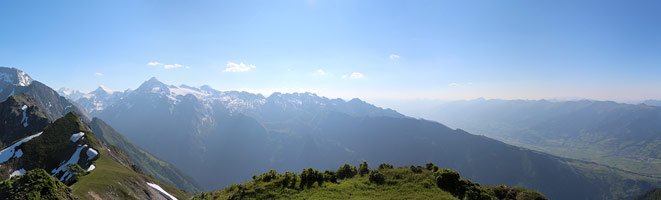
(194, 162, 546, 200)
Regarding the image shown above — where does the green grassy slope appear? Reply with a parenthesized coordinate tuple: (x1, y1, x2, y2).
(194, 163, 546, 200)
(71, 146, 190, 199)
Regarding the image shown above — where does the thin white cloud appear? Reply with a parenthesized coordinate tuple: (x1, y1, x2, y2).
(224, 62, 256, 72)
(147, 61, 161, 66)
(147, 61, 188, 69)
(313, 69, 327, 76)
(163, 64, 184, 69)
(342, 72, 364, 79)
(389, 54, 400, 61)
(94, 72, 103, 77)
(449, 83, 459, 87)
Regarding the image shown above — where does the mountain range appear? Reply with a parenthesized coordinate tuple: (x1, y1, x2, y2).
(643, 100, 661, 107)
(424, 99, 661, 177)
(57, 76, 661, 199)
(0, 66, 656, 199)
(0, 66, 558, 199)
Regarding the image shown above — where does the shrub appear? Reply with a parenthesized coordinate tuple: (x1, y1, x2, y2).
(253, 170, 278, 182)
(425, 163, 436, 171)
(286, 172, 297, 188)
(323, 170, 337, 183)
(337, 164, 357, 179)
(300, 168, 323, 189)
(464, 187, 493, 200)
(433, 169, 498, 199)
(410, 165, 424, 173)
(0, 169, 75, 200)
(492, 185, 548, 200)
(434, 169, 461, 196)
(425, 163, 439, 172)
(280, 172, 297, 188)
(368, 171, 386, 185)
(378, 163, 394, 170)
(358, 161, 370, 176)
(66, 164, 87, 184)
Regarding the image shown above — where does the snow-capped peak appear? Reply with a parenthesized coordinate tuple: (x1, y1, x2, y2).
(58, 88, 78, 96)
(199, 85, 215, 92)
(169, 85, 210, 99)
(0, 67, 33, 86)
(136, 77, 169, 93)
(58, 88, 86, 101)
(92, 85, 112, 95)
(105, 77, 401, 117)
(145, 77, 163, 85)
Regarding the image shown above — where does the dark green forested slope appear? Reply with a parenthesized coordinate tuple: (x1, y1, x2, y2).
(194, 162, 547, 200)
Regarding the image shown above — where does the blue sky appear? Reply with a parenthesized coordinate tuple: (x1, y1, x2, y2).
(1, 0, 660, 102)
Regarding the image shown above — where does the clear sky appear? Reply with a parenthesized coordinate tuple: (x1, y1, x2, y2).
(1, 0, 660, 102)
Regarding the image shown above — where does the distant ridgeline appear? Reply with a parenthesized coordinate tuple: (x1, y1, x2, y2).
(194, 162, 547, 200)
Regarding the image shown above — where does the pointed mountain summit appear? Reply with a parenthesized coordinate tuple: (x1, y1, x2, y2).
(140, 77, 165, 88)
(74, 86, 128, 115)
(0, 67, 88, 121)
(0, 67, 33, 87)
(91, 86, 111, 95)
(135, 77, 171, 95)
(199, 85, 215, 92)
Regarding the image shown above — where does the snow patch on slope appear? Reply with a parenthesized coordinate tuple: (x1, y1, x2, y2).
(14, 149, 23, 158)
(16, 71, 32, 86)
(86, 164, 95, 172)
(70, 132, 85, 142)
(169, 86, 209, 99)
(0, 70, 33, 86)
(217, 92, 266, 113)
(9, 168, 26, 178)
(147, 182, 178, 200)
(20, 105, 28, 127)
(86, 148, 98, 160)
(0, 132, 43, 164)
(51, 144, 86, 181)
